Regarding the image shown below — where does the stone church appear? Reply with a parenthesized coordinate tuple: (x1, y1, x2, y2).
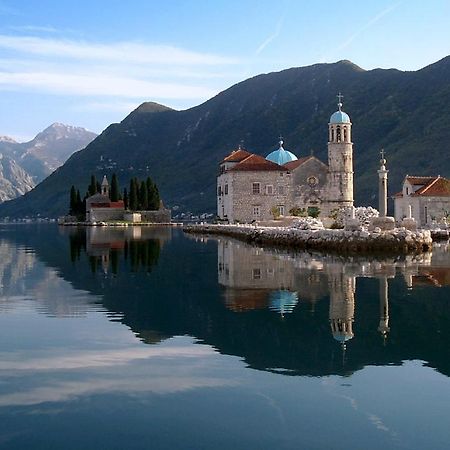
(217, 97, 354, 222)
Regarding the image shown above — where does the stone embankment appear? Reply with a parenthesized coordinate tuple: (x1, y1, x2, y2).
(183, 224, 433, 254)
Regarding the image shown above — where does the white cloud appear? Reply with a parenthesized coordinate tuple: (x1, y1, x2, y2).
(0, 34, 237, 103)
(0, 34, 238, 66)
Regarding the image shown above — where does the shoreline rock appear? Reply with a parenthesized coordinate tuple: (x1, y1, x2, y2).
(183, 224, 433, 255)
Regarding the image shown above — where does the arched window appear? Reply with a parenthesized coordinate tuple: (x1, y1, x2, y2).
(331, 128, 335, 142)
(343, 127, 347, 142)
(336, 126, 341, 142)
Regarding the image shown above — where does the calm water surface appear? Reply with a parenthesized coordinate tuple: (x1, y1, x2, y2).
(0, 224, 449, 449)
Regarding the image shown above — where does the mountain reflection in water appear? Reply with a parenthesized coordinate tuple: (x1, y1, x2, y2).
(1, 225, 450, 378)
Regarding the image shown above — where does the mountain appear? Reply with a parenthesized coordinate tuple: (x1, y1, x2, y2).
(0, 123, 97, 203)
(1, 57, 450, 218)
(0, 154, 35, 202)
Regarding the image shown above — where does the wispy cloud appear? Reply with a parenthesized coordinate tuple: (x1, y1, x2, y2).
(0, 34, 238, 66)
(0, 34, 239, 108)
(7, 25, 60, 33)
(336, 3, 402, 53)
(255, 16, 284, 56)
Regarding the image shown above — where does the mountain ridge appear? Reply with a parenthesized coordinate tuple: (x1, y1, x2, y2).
(0, 56, 449, 218)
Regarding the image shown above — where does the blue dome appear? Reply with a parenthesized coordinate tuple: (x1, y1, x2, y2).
(266, 141, 298, 166)
(268, 290, 298, 315)
(330, 110, 351, 124)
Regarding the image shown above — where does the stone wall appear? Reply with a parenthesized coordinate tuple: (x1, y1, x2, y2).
(219, 170, 292, 223)
(87, 208, 124, 222)
(138, 209, 171, 223)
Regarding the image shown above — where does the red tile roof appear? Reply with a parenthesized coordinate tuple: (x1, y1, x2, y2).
(222, 149, 252, 163)
(230, 154, 286, 172)
(405, 176, 438, 186)
(413, 177, 450, 197)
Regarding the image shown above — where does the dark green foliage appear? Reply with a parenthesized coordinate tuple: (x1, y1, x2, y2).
(96, 181, 101, 194)
(147, 177, 160, 210)
(129, 178, 138, 211)
(139, 181, 148, 210)
(123, 188, 128, 210)
(69, 185, 77, 215)
(110, 173, 120, 202)
(88, 175, 97, 196)
(3, 56, 450, 218)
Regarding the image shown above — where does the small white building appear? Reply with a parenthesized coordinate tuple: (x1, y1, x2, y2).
(393, 175, 450, 226)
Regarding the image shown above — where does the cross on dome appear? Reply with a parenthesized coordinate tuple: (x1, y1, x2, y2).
(278, 135, 284, 147)
(337, 92, 344, 111)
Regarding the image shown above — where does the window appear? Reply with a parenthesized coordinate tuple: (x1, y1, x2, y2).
(266, 184, 273, 195)
(252, 182, 261, 194)
(344, 127, 347, 142)
(252, 268, 261, 280)
(224, 184, 228, 195)
(278, 185, 285, 195)
(217, 186, 222, 196)
(336, 126, 341, 142)
(252, 205, 261, 218)
(278, 205, 285, 216)
(331, 128, 335, 141)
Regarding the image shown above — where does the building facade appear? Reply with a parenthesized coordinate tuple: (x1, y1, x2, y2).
(217, 99, 354, 222)
(393, 176, 450, 226)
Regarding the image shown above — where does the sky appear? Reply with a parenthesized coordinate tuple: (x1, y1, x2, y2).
(0, 0, 449, 141)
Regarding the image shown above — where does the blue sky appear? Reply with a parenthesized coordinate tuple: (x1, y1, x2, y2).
(0, 0, 449, 141)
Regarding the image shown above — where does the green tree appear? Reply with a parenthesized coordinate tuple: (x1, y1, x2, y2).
(110, 173, 120, 201)
(69, 185, 77, 215)
(129, 178, 138, 211)
(123, 188, 128, 210)
(139, 180, 148, 210)
(147, 177, 160, 210)
(76, 189, 82, 215)
(88, 175, 97, 196)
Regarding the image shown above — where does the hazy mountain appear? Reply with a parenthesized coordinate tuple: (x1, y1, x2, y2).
(0, 154, 35, 202)
(0, 123, 97, 203)
(1, 57, 450, 218)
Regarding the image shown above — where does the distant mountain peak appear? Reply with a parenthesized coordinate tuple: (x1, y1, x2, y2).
(0, 136, 18, 144)
(133, 102, 174, 114)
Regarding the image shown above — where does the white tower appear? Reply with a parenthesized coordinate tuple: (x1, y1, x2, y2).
(378, 149, 388, 217)
(326, 93, 354, 212)
(101, 175, 109, 197)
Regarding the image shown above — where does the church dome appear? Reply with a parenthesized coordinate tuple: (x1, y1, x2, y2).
(330, 110, 351, 124)
(266, 140, 298, 165)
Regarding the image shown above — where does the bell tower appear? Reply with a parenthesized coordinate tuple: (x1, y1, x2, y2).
(326, 93, 354, 211)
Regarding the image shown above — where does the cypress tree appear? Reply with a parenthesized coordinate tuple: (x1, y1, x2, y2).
(140, 181, 148, 210)
(129, 178, 138, 211)
(76, 189, 82, 215)
(147, 178, 160, 210)
(110, 173, 120, 201)
(69, 185, 77, 215)
(123, 188, 128, 210)
(88, 175, 97, 196)
(96, 181, 101, 194)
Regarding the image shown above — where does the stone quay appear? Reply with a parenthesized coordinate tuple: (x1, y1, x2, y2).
(183, 224, 432, 255)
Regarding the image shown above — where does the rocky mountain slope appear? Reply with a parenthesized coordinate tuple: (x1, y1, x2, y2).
(0, 57, 450, 218)
(0, 123, 97, 203)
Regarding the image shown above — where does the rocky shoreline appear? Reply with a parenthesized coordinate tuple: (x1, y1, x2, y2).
(183, 224, 433, 254)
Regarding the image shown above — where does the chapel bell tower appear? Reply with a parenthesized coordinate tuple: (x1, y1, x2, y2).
(327, 93, 354, 210)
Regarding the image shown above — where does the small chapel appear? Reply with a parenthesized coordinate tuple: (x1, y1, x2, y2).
(217, 96, 354, 223)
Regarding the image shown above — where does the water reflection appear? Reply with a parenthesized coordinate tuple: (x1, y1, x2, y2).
(2, 226, 450, 378)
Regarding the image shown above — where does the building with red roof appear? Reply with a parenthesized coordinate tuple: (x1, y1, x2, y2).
(217, 97, 355, 222)
(393, 175, 450, 226)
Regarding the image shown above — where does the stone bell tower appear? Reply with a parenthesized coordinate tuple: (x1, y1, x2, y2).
(326, 93, 354, 213)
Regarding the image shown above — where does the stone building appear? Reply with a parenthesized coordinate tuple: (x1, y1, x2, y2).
(85, 176, 125, 222)
(217, 96, 354, 222)
(393, 175, 450, 226)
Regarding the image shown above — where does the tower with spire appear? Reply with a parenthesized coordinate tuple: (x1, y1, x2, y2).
(325, 93, 354, 214)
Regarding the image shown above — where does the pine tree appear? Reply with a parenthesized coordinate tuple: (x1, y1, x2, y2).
(140, 181, 148, 210)
(147, 177, 160, 210)
(88, 175, 97, 196)
(129, 178, 138, 211)
(76, 189, 82, 215)
(123, 188, 128, 210)
(110, 173, 120, 201)
(69, 186, 77, 215)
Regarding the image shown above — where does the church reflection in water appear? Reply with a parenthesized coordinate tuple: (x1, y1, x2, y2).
(216, 237, 450, 349)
